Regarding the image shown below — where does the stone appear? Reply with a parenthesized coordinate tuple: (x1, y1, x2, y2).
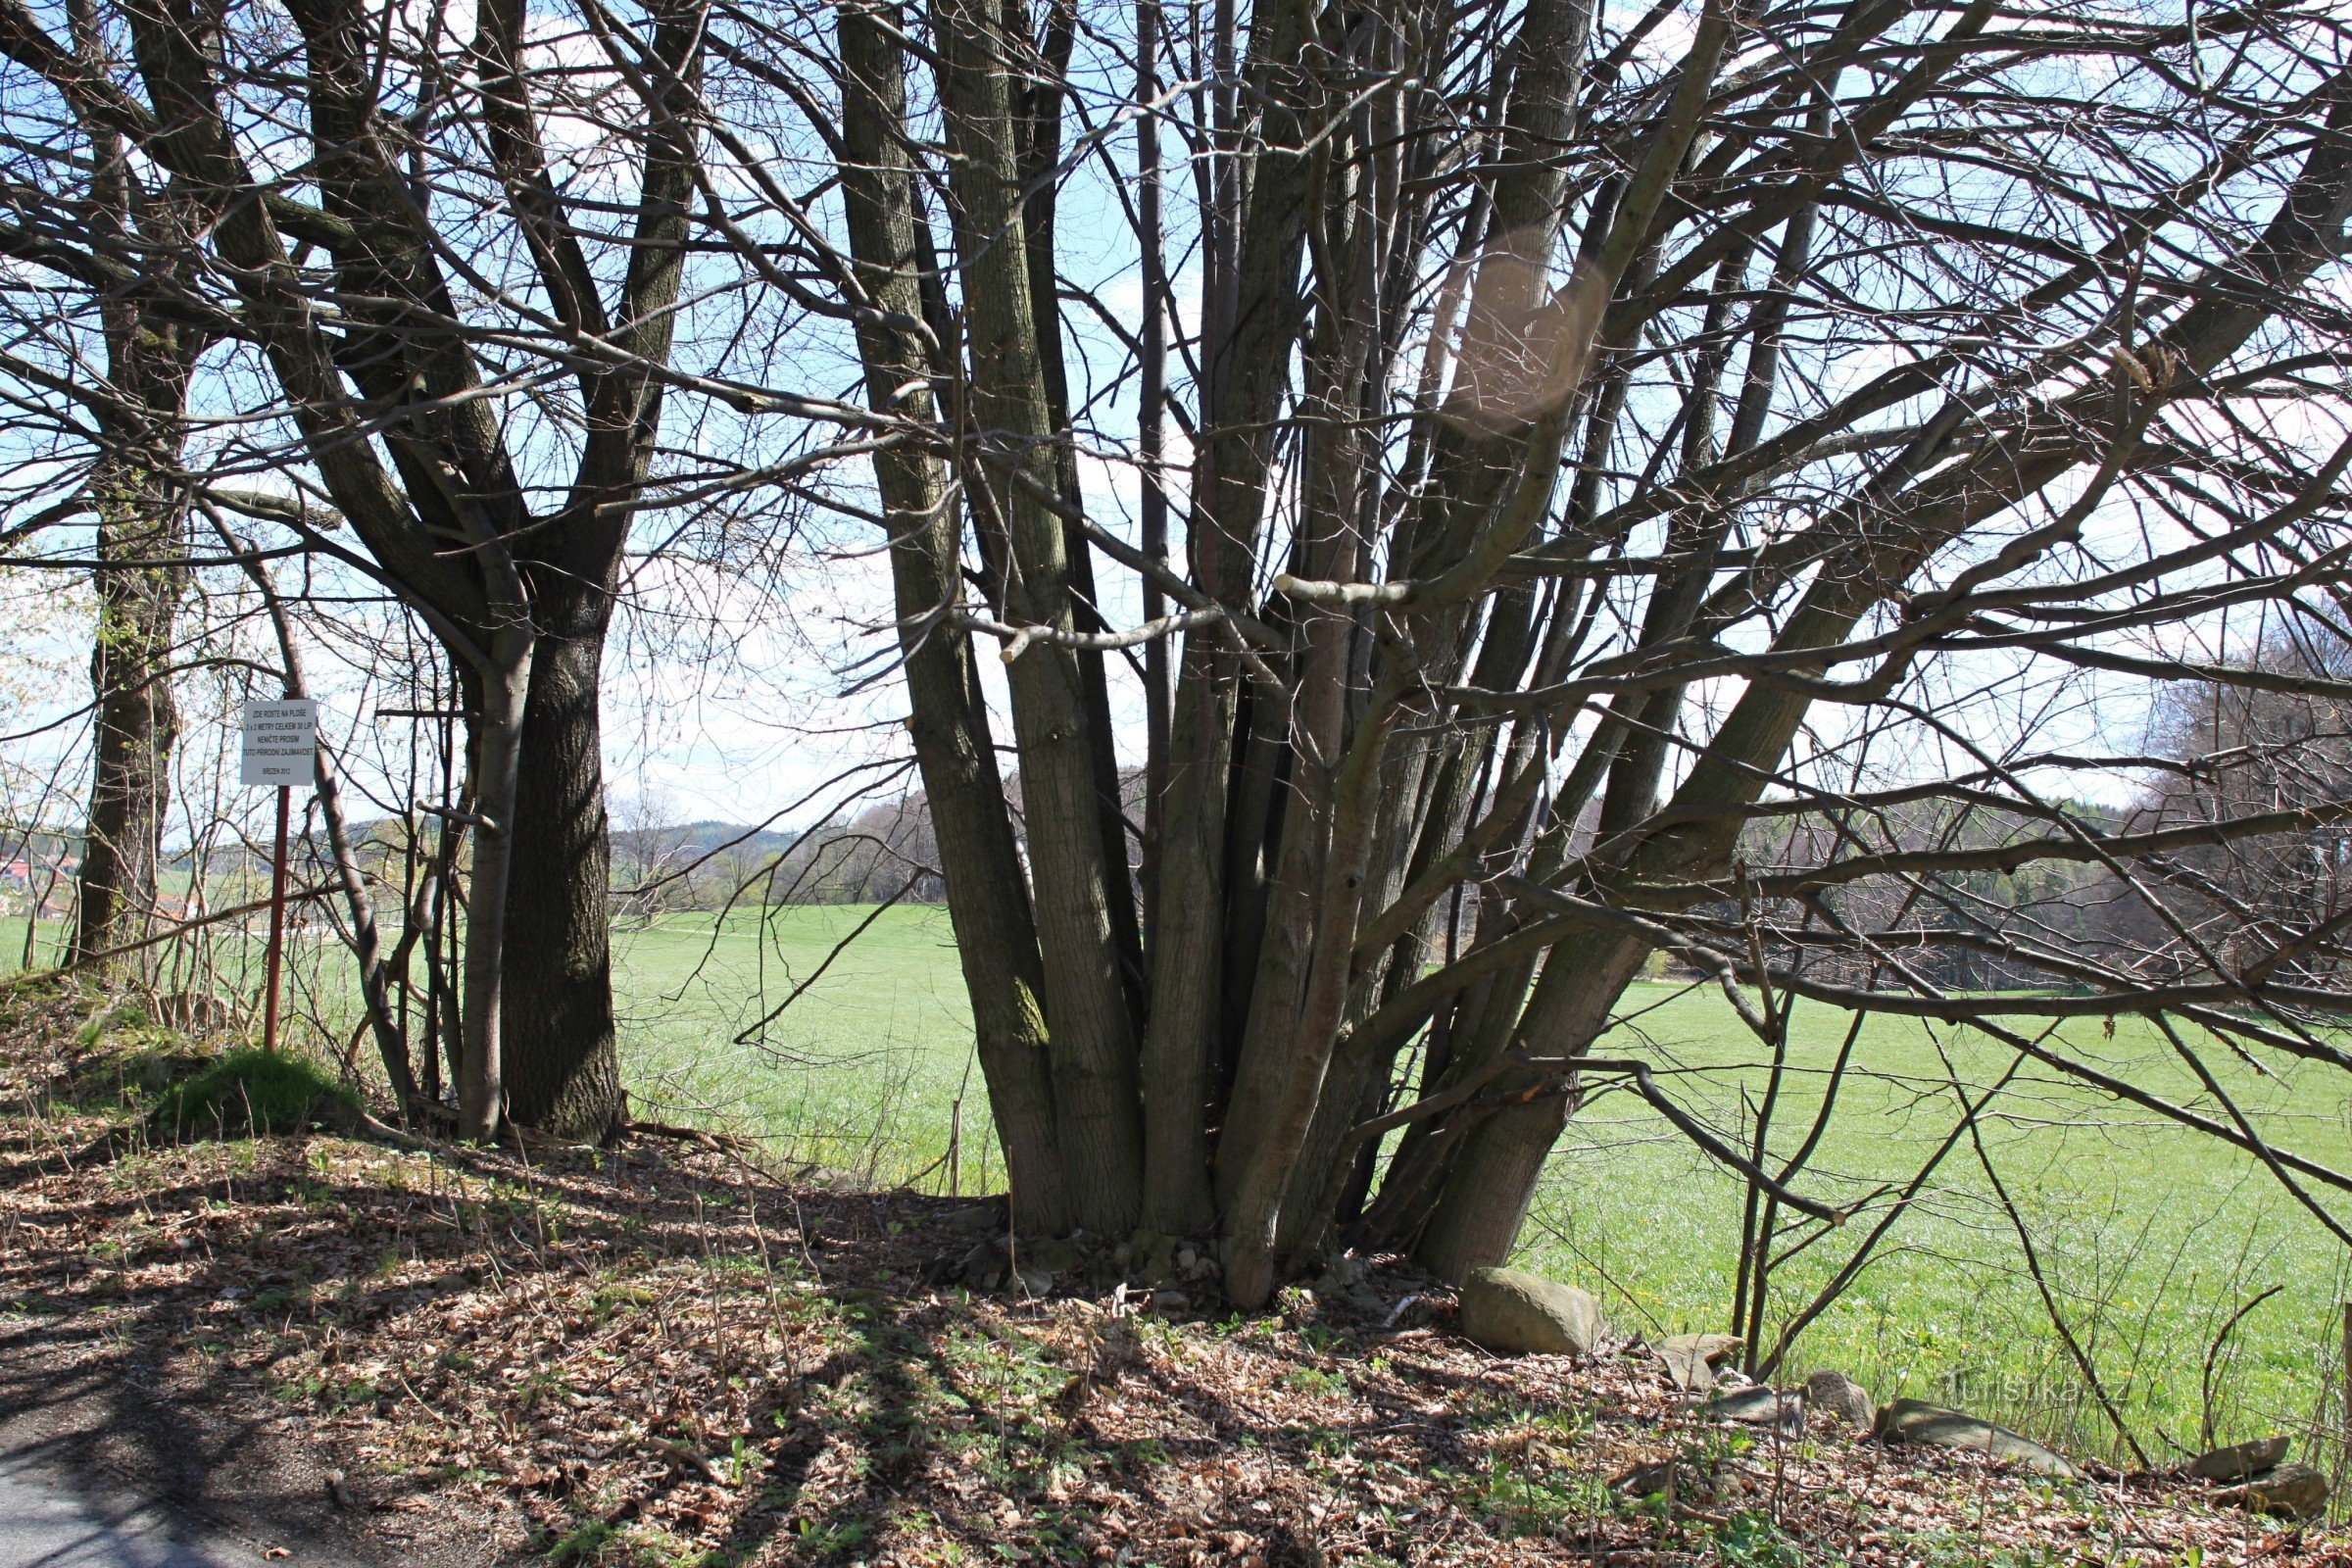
(1802, 1370, 1876, 1434)
(1015, 1265, 1055, 1296)
(1129, 1230, 1181, 1286)
(1023, 1236, 1083, 1274)
(1699, 1387, 1801, 1434)
(1658, 1333, 1743, 1392)
(957, 1238, 1003, 1281)
(1315, 1255, 1370, 1292)
(1457, 1267, 1606, 1357)
(1145, 1290, 1191, 1315)
(940, 1203, 1003, 1233)
(1610, 1457, 1717, 1503)
(2214, 1461, 2328, 1521)
(1876, 1399, 2080, 1479)
(2186, 1436, 2291, 1483)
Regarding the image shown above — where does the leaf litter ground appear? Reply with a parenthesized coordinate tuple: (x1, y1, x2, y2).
(1, 984, 2345, 1567)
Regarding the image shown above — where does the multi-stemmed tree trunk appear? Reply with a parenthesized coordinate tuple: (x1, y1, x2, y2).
(789, 0, 2352, 1302)
(838, 0, 1074, 1231)
(12, 0, 2352, 1298)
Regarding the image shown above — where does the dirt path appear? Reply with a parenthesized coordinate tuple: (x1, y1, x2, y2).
(0, 1363, 390, 1568)
(0, 1443, 364, 1567)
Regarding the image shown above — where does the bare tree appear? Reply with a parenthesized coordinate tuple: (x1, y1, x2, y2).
(0, 0, 714, 1137)
(721, 0, 2352, 1299)
(5, 0, 2351, 1323)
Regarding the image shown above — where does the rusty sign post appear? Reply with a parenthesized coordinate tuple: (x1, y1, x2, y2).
(240, 698, 317, 1054)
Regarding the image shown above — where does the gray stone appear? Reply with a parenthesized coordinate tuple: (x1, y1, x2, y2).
(940, 1203, 1003, 1233)
(1876, 1398, 2081, 1479)
(1129, 1230, 1180, 1285)
(1802, 1370, 1876, 1434)
(1315, 1255, 1370, 1292)
(2186, 1436, 2290, 1483)
(1145, 1290, 1191, 1315)
(1023, 1236, 1083, 1273)
(1658, 1333, 1742, 1392)
(957, 1238, 1003, 1280)
(1699, 1387, 1802, 1434)
(1014, 1265, 1055, 1295)
(1610, 1456, 1717, 1502)
(2214, 1461, 2328, 1521)
(1457, 1267, 1606, 1357)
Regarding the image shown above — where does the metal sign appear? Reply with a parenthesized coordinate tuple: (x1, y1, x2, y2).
(240, 699, 318, 789)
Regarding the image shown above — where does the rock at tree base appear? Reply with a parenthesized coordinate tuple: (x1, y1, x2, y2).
(1458, 1268, 1605, 1356)
(1803, 1370, 1876, 1434)
(939, 1203, 1003, 1233)
(1876, 1398, 2081, 1479)
(2214, 1462, 2328, 1522)
(2186, 1436, 2290, 1483)
(1119, 1231, 1182, 1286)
(1022, 1236, 1083, 1274)
(1658, 1333, 1741, 1391)
(956, 1238, 1005, 1289)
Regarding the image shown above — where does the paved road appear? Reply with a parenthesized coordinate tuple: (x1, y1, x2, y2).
(0, 1446, 363, 1568)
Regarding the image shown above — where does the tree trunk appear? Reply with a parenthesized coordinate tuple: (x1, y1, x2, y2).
(459, 629, 532, 1141)
(492, 0, 704, 1140)
(499, 612, 622, 1137)
(931, 0, 1144, 1232)
(1139, 0, 1317, 1231)
(1413, 929, 1650, 1279)
(69, 86, 198, 981)
(838, 0, 1073, 1233)
(74, 464, 183, 978)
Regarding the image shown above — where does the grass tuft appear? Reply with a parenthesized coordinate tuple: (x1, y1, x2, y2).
(151, 1049, 361, 1140)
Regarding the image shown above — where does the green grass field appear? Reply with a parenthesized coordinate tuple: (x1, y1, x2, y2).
(610, 907, 2352, 1468)
(16, 901, 2350, 1468)
(1520, 982, 2352, 1465)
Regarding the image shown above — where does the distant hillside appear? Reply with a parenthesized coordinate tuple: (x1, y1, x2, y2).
(610, 818, 799, 863)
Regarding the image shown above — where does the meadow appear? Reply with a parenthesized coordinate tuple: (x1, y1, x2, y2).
(14, 901, 2351, 1468)
(618, 906, 2352, 1470)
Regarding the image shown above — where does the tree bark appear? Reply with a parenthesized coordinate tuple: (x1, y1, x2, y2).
(66, 9, 196, 982)
(931, 0, 1144, 1232)
(1137, 0, 1317, 1232)
(74, 466, 184, 977)
(499, 613, 621, 1136)
(459, 630, 532, 1141)
(838, 0, 1073, 1233)
(493, 0, 706, 1140)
